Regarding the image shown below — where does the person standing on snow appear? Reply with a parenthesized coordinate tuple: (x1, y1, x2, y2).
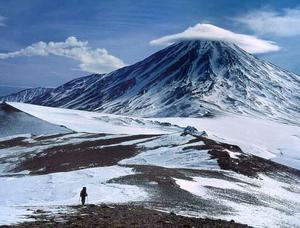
(80, 187, 88, 205)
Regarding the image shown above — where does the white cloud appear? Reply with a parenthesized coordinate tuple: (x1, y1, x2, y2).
(150, 23, 280, 54)
(235, 8, 300, 37)
(0, 37, 126, 73)
(0, 15, 6, 26)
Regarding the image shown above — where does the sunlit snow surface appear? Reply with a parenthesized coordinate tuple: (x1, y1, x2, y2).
(6, 102, 180, 135)
(8, 102, 300, 169)
(0, 166, 147, 225)
(154, 115, 300, 169)
(120, 133, 218, 169)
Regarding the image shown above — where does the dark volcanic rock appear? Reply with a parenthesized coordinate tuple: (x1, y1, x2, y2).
(6, 204, 251, 228)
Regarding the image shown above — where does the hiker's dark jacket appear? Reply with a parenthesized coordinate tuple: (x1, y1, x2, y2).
(80, 190, 87, 198)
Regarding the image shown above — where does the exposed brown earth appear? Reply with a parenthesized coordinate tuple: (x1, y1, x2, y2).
(11, 134, 159, 175)
(0, 137, 29, 148)
(3, 204, 251, 228)
(12, 145, 138, 174)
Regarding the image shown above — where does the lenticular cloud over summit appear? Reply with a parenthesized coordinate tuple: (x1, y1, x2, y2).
(150, 23, 280, 54)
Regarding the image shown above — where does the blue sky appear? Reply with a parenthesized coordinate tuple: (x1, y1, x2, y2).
(0, 0, 299, 95)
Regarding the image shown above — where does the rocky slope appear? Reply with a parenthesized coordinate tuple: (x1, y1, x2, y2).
(9, 204, 250, 228)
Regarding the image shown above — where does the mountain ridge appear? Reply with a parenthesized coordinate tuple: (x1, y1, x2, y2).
(1, 87, 53, 103)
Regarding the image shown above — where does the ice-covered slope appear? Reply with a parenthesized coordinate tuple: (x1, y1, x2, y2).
(0, 103, 71, 137)
(2, 41, 299, 125)
(7, 102, 182, 135)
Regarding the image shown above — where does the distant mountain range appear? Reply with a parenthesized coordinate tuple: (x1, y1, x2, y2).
(1, 40, 299, 124)
(1, 87, 53, 103)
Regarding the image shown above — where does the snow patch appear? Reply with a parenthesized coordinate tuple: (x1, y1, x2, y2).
(0, 165, 147, 225)
(154, 115, 300, 169)
(174, 174, 300, 227)
(121, 134, 217, 169)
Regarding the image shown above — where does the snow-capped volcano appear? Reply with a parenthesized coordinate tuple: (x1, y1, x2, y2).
(1, 40, 299, 124)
